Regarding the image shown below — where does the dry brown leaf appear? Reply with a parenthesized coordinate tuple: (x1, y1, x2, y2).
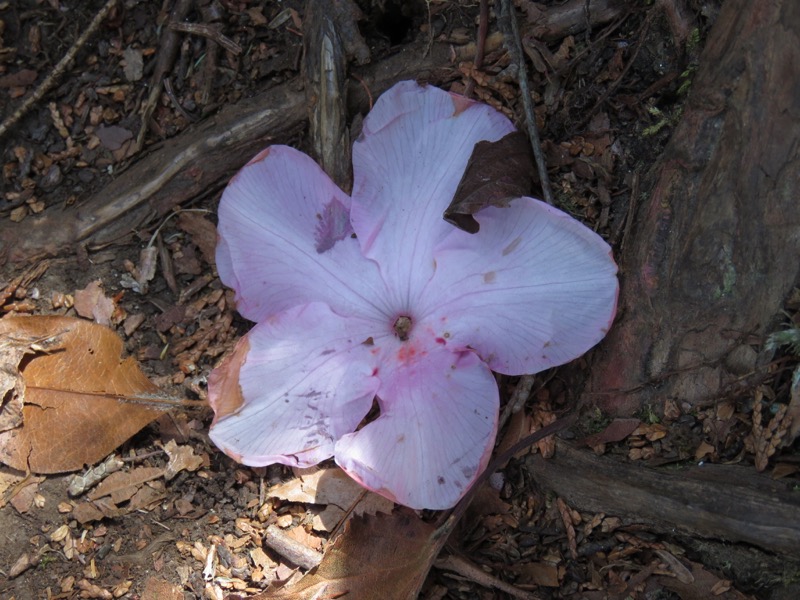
(128, 479, 167, 511)
(514, 561, 561, 587)
(249, 511, 438, 600)
(0, 471, 26, 509)
(9, 476, 45, 514)
(0, 316, 166, 473)
(495, 409, 534, 459)
(771, 463, 799, 479)
(162, 439, 203, 480)
(274, 467, 359, 504)
(0, 331, 61, 433)
(556, 497, 578, 560)
(652, 559, 752, 600)
(88, 466, 164, 503)
(582, 418, 641, 447)
(272, 467, 394, 532)
(73, 280, 116, 326)
(285, 526, 323, 552)
(444, 131, 537, 233)
(694, 440, 715, 460)
(176, 212, 218, 266)
(72, 501, 108, 524)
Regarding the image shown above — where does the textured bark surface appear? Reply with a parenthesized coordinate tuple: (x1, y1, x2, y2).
(584, 0, 800, 416)
(527, 440, 800, 555)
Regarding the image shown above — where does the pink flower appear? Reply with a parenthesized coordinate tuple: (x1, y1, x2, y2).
(208, 81, 618, 509)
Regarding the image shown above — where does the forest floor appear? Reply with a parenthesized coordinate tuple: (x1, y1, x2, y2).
(1, 1, 799, 599)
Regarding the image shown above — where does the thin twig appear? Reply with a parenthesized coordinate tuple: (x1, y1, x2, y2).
(435, 553, 541, 600)
(463, 0, 489, 99)
(498, 374, 535, 431)
(169, 21, 243, 55)
(498, 0, 554, 205)
(0, 0, 118, 141)
(134, 0, 194, 153)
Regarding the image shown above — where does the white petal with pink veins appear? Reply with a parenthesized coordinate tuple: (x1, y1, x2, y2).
(208, 302, 383, 467)
(216, 145, 390, 323)
(418, 198, 619, 375)
(334, 338, 498, 510)
(350, 81, 515, 311)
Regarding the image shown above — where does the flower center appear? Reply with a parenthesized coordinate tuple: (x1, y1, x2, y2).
(393, 315, 412, 341)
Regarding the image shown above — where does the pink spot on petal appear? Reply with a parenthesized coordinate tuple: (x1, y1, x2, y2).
(396, 342, 427, 365)
(435, 337, 446, 345)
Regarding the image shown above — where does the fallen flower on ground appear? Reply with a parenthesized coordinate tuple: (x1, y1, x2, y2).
(208, 81, 618, 509)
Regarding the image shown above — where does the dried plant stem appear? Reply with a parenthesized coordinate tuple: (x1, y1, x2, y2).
(498, 0, 554, 205)
(498, 374, 535, 431)
(0, 0, 118, 141)
(463, 0, 489, 99)
(169, 21, 243, 55)
(264, 525, 323, 570)
(435, 554, 541, 600)
(135, 0, 194, 152)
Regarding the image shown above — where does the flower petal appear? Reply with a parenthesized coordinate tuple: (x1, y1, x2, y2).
(216, 145, 390, 322)
(208, 302, 381, 467)
(334, 342, 498, 510)
(350, 81, 515, 311)
(419, 198, 618, 375)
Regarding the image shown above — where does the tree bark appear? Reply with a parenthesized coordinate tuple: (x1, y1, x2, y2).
(583, 0, 800, 416)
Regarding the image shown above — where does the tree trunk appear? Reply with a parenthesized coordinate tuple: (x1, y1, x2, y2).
(583, 0, 800, 416)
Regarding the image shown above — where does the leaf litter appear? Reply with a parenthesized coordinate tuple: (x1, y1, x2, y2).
(0, 1, 796, 598)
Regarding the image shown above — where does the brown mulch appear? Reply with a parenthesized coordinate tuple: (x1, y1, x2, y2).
(1, 1, 798, 599)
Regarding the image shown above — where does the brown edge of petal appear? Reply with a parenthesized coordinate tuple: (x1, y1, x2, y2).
(207, 335, 250, 422)
(245, 146, 272, 167)
(449, 92, 476, 117)
(229, 146, 272, 186)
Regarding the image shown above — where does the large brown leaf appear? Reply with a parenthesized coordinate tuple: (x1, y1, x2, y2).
(443, 131, 538, 233)
(0, 315, 165, 473)
(245, 511, 438, 600)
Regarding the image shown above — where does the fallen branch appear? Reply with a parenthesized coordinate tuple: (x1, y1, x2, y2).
(527, 440, 800, 555)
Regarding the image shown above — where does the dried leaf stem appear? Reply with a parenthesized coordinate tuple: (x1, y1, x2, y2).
(498, 0, 554, 205)
(463, 0, 490, 99)
(0, 0, 118, 141)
